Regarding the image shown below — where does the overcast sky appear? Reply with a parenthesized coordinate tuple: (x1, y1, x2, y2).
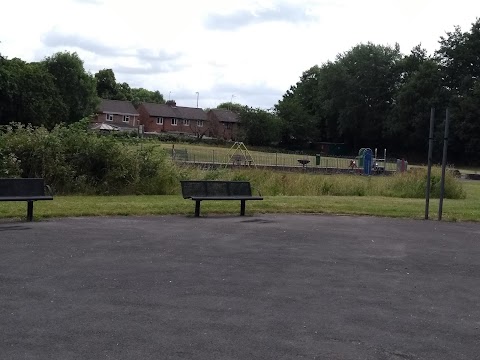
(1, 0, 479, 109)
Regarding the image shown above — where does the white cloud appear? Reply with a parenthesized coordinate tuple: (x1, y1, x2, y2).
(1, 0, 479, 109)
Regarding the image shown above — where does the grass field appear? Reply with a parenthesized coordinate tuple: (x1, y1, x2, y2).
(142, 142, 398, 170)
(1, 180, 478, 222)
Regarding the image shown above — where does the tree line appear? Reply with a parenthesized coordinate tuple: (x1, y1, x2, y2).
(1, 18, 479, 164)
(275, 19, 480, 164)
(0, 52, 165, 128)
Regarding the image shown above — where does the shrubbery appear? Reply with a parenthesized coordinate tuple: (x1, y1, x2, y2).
(0, 121, 466, 199)
(0, 120, 178, 195)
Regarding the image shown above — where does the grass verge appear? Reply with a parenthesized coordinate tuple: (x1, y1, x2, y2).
(1, 181, 478, 222)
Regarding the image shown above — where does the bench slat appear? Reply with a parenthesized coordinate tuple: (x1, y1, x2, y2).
(0, 196, 54, 201)
(190, 196, 263, 201)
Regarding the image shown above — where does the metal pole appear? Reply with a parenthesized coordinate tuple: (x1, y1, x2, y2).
(383, 148, 387, 175)
(425, 108, 435, 220)
(438, 108, 450, 221)
(196, 92, 199, 108)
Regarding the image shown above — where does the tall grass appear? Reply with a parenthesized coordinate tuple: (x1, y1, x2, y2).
(174, 166, 466, 199)
(0, 123, 465, 199)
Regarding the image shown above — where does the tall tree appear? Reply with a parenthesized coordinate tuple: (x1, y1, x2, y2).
(238, 107, 283, 146)
(0, 58, 67, 127)
(435, 19, 480, 163)
(95, 68, 117, 99)
(275, 66, 322, 147)
(42, 51, 98, 124)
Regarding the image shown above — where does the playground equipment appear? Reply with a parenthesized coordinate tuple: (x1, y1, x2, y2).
(357, 148, 388, 175)
(225, 142, 256, 168)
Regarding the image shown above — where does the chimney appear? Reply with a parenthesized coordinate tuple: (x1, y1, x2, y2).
(166, 100, 176, 107)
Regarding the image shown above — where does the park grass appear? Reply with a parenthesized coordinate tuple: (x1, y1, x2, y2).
(143, 142, 397, 170)
(1, 180, 478, 222)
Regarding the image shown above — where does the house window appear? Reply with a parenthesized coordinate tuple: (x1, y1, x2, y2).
(123, 115, 130, 123)
(197, 120, 204, 127)
(156, 117, 163, 125)
(106, 114, 114, 121)
(223, 122, 232, 129)
(183, 119, 190, 126)
(171, 118, 177, 126)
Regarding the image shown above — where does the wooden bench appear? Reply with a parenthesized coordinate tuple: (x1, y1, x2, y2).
(0, 178, 54, 221)
(180, 180, 263, 217)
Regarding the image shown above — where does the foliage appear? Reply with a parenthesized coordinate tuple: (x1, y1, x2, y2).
(42, 51, 98, 124)
(0, 58, 67, 128)
(238, 107, 282, 146)
(217, 102, 247, 113)
(276, 18, 480, 165)
(93, 68, 165, 106)
(0, 121, 177, 195)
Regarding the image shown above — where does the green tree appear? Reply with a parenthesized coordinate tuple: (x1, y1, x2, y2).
(131, 88, 165, 107)
(275, 66, 322, 147)
(385, 48, 447, 159)
(217, 102, 247, 113)
(238, 107, 282, 146)
(95, 68, 117, 99)
(436, 19, 480, 163)
(115, 82, 133, 101)
(0, 58, 67, 127)
(42, 51, 98, 124)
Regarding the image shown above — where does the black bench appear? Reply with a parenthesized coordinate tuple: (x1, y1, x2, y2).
(180, 180, 263, 217)
(0, 178, 54, 221)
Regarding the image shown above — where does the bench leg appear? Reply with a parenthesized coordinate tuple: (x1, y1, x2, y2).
(195, 200, 201, 217)
(240, 200, 246, 216)
(27, 201, 34, 222)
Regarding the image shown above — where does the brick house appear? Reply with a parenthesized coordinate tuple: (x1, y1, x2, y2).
(138, 101, 208, 137)
(207, 109, 240, 140)
(92, 99, 140, 130)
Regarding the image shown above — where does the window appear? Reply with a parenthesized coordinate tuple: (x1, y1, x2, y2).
(197, 120, 204, 127)
(183, 119, 190, 126)
(156, 117, 163, 125)
(106, 114, 114, 121)
(171, 118, 177, 126)
(123, 115, 130, 123)
(223, 122, 232, 129)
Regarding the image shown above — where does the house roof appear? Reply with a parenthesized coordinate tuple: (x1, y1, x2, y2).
(98, 99, 139, 116)
(142, 103, 207, 120)
(209, 109, 240, 123)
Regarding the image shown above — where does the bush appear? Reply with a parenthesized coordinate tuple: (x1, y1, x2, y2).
(0, 121, 178, 195)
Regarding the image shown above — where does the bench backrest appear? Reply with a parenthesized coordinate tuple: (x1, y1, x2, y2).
(181, 180, 252, 198)
(0, 178, 47, 197)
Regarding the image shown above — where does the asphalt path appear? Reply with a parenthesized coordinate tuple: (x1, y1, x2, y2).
(1, 215, 479, 360)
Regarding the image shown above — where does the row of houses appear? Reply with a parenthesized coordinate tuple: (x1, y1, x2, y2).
(92, 99, 240, 140)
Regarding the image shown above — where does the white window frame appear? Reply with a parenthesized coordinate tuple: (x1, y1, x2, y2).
(156, 117, 163, 125)
(197, 120, 204, 127)
(171, 118, 177, 126)
(183, 119, 190, 126)
(106, 114, 114, 121)
(123, 115, 130, 123)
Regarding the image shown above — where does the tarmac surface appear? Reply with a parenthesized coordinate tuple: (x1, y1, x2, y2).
(1, 214, 479, 360)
